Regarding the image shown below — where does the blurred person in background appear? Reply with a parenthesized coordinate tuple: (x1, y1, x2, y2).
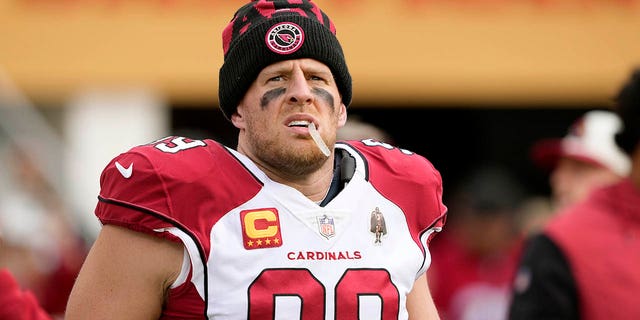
(0, 144, 87, 319)
(428, 165, 526, 320)
(508, 68, 640, 319)
(516, 109, 630, 236)
(514, 196, 554, 238)
(337, 116, 393, 143)
(530, 109, 631, 211)
(0, 250, 52, 320)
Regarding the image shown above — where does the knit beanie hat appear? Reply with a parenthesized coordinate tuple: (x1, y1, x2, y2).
(219, 0, 352, 120)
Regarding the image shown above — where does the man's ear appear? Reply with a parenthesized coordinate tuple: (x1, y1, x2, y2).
(337, 103, 347, 127)
(230, 106, 245, 129)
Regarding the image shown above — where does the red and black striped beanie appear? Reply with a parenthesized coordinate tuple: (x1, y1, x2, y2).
(219, 0, 352, 120)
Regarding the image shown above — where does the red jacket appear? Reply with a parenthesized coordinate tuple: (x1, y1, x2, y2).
(546, 179, 640, 320)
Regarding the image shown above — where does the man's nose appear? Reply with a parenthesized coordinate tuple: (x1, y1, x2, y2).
(286, 71, 314, 106)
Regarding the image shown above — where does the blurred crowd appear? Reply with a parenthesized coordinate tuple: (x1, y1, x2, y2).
(0, 144, 88, 319)
(339, 98, 637, 320)
(427, 108, 631, 320)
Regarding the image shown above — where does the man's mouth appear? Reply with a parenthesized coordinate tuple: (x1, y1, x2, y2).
(287, 120, 312, 128)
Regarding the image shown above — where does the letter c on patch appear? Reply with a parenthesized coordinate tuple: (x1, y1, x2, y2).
(244, 210, 278, 238)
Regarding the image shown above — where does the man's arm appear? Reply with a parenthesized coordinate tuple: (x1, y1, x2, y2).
(508, 233, 579, 320)
(407, 273, 441, 320)
(65, 224, 184, 320)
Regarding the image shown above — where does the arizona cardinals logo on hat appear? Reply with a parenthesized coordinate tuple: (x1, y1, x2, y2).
(265, 22, 304, 54)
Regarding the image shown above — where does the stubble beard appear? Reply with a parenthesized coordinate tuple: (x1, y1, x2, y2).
(247, 128, 331, 177)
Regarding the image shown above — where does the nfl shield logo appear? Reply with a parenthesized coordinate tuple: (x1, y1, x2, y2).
(317, 215, 335, 239)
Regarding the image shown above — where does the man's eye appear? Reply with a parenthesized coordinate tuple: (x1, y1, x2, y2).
(268, 76, 283, 82)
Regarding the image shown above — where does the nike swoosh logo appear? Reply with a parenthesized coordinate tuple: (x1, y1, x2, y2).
(115, 161, 133, 179)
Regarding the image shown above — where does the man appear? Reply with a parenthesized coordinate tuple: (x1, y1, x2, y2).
(516, 109, 631, 235)
(65, 1, 447, 319)
(508, 68, 640, 319)
(530, 109, 630, 211)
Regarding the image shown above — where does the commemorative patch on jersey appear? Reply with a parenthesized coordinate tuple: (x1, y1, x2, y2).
(240, 208, 283, 250)
(370, 207, 387, 245)
(265, 22, 304, 54)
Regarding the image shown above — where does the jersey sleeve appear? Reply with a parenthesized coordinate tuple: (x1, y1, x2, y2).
(95, 136, 220, 242)
(95, 145, 183, 241)
(400, 153, 447, 246)
(349, 140, 448, 245)
(94, 136, 262, 246)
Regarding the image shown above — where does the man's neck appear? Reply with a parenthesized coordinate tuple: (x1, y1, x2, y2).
(318, 149, 356, 206)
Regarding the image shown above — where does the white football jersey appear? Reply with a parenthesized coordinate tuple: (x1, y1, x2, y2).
(96, 136, 447, 319)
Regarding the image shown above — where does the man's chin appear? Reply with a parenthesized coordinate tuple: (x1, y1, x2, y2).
(278, 144, 329, 174)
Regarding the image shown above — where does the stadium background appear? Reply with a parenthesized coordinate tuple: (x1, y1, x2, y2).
(1, 0, 639, 239)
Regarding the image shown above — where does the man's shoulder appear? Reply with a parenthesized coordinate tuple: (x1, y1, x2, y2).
(340, 139, 441, 184)
(544, 191, 618, 249)
(546, 188, 617, 234)
(96, 136, 260, 229)
(98, 136, 248, 197)
(339, 139, 447, 230)
(104, 136, 231, 177)
(123, 136, 222, 163)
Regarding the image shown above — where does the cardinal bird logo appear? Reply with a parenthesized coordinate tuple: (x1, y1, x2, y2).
(266, 22, 304, 54)
(277, 34, 294, 43)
